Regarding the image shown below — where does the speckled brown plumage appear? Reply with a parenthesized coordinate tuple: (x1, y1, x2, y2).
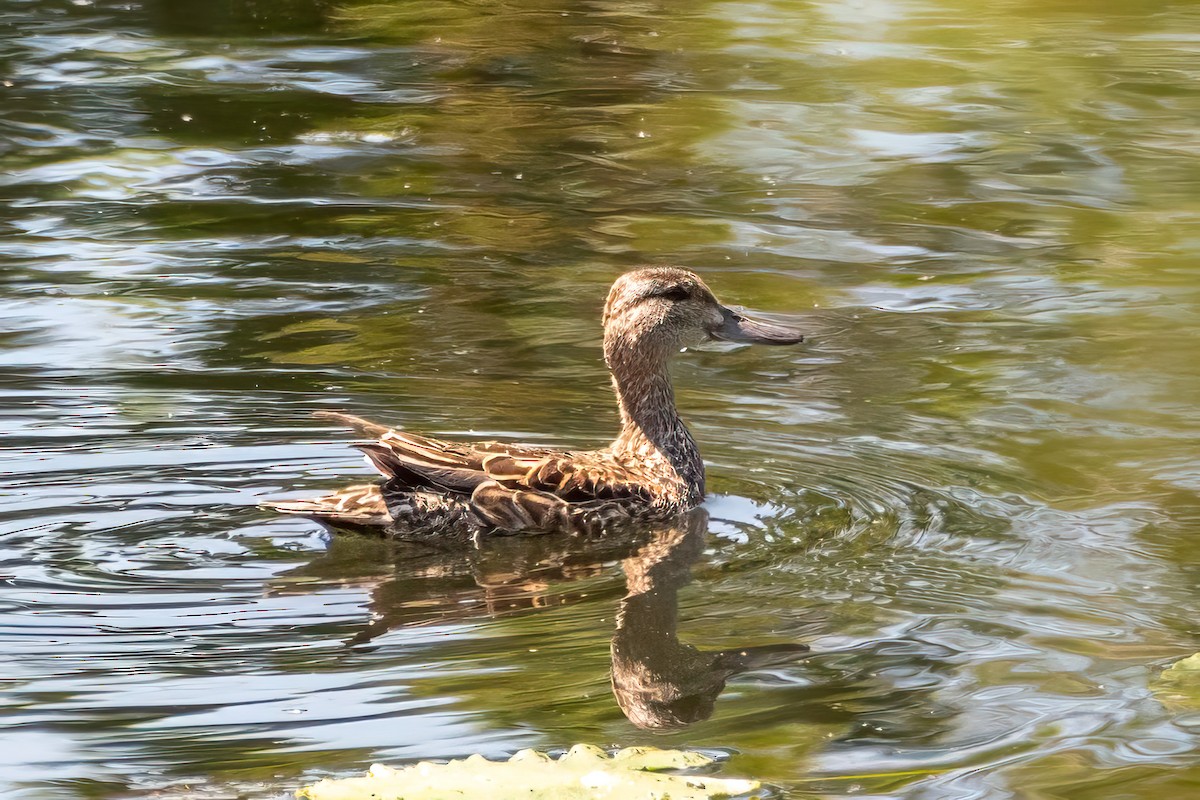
(266, 267, 803, 537)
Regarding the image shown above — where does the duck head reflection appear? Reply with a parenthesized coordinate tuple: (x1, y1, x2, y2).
(611, 508, 812, 729)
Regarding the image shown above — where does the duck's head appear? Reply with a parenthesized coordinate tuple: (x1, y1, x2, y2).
(602, 266, 804, 366)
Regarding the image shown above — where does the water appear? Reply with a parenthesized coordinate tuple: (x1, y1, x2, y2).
(2, 0, 1199, 797)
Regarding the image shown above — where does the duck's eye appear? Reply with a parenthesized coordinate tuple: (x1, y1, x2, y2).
(655, 286, 692, 302)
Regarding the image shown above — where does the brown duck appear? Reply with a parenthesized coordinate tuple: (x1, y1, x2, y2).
(267, 266, 804, 536)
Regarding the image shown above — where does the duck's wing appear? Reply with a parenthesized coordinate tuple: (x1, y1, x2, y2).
(468, 480, 646, 533)
(317, 411, 652, 504)
(471, 451, 652, 503)
(365, 436, 656, 533)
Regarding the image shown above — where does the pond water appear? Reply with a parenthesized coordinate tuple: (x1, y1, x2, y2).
(2, 0, 1198, 797)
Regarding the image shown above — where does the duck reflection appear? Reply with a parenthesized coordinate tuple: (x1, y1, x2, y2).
(275, 525, 655, 640)
(274, 509, 810, 729)
(612, 508, 811, 729)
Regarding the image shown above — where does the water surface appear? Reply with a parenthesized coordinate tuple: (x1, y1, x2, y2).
(2, 0, 1199, 798)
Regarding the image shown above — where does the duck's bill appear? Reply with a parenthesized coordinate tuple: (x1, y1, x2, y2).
(713, 306, 805, 345)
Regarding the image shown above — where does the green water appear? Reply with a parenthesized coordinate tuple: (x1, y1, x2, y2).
(2, 0, 1198, 797)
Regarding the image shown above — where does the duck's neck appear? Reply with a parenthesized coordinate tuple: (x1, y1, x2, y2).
(606, 342, 705, 500)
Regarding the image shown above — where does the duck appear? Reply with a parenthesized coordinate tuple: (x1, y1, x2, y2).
(266, 266, 804, 537)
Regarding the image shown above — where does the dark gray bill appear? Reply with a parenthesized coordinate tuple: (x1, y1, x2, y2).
(713, 305, 805, 345)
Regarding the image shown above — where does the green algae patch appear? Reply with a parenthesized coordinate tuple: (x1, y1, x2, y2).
(297, 744, 763, 800)
(1151, 652, 1200, 712)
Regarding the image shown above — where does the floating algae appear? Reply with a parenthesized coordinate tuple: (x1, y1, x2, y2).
(1150, 653, 1200, 712)
(297, 744, 764, 800)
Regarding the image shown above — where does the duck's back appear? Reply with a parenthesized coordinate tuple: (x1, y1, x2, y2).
(266, 412, 685, 538)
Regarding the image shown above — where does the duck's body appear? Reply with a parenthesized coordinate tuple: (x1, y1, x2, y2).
(268, 267, 803, 537)
(274, 419, 687, 536)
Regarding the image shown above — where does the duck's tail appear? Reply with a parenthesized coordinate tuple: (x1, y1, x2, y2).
(262, 483, 393, 531)
(311, 410, 392, 438)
